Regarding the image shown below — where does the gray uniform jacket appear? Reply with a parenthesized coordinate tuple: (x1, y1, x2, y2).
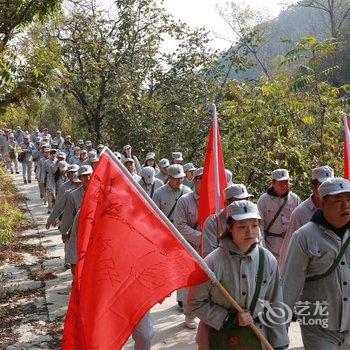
(57, 180, 75, 201)
(7, 140, 18, 159)
(0, 134, 8, 156)
(155, 171, 168, 184)
(60, 187, 84, 235)
(153, 183, 191, 222)
(283, 222, 350, 332)
(68, 155, 80, 165)
(279, 196, 317, 271)
(38, 157, 49, 184)
(14, 130, 25, 144)
(19, 142, 36, 162)
(138, 178, 164, 198)
(66, 209, 80, 264)
(257, 191, 301, 259)
(183, 177, 194, 191)
(44, 159, 58, 194)
(202, 209, 227, 257)
(47, 187, 76, 226)
(188, 238, 289, 349)
(174, 191, 201, 250)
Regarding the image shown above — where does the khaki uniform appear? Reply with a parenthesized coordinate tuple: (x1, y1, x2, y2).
(202, 210, 227, 257)
(57, 180, 75, 201)
(188, 239, 289, 350)
(19, 142, 36, 182)
(153, 183, 191, 223)
(282, 222, 350, 349)
(44, 159, 58, 210)
(138, 178, 163, 198)
(257, 191, 301, 261)
(279, 196, 317, 271)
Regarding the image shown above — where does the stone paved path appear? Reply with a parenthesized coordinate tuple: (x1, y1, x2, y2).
(0, 170, 304, 349)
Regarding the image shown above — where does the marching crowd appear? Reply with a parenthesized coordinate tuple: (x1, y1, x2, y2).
(1, 126, 350, 350)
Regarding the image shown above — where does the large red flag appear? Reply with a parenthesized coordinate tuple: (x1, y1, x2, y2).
(198, 104, 228, 229)
(61, 148, 211, 350)
(344, 115, 350, 180)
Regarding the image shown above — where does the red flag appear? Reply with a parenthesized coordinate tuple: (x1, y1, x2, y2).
(344, 115, 350, 180)
(198, 104, 228, 229)
(61, 149, 210, 350)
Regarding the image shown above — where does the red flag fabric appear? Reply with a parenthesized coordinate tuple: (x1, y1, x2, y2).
(344, 115, 350, 180)
(61, 149, 209, 350)
(198, 108, 228, 229)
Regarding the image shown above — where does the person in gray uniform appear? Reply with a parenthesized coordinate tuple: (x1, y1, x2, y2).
(61, 165, 93, 275)
(202, 183, 254, 258)
(7, 133, 19, 174)
(52, 130, 65, 150)
(122, 144, 141, 174)
(156, 158, 169, 184)
(280, 165, 334, 271)
(183, 162, 196, 190)
(123, 157, 141, 181)
(42, 128, 52, 144)
(257, 169, 301, 263)
(283, 178, 350, 350)
(37, 147, 50, 203)
(174, 167, 204, 329)
(153, 164, 191, 224)
(14, 126, 26, 144)
(56, 164, 79, 201)
(19, 134, 36, 184)
(188, 200, 289, 350)
(138, 166, 163, 198)
(44, 149, 58, 213)
(171, 151, 183, 165)
(69, 147, 81, 165)
(143, 152, 159, 174)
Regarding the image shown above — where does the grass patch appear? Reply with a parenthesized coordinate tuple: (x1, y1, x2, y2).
(0, 167, 29, 245)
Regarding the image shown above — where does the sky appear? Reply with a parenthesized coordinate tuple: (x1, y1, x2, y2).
(101, 0, 289, 51)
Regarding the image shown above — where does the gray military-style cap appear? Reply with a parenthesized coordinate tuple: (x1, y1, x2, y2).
(167, 164, 185, 179)
(140, 166, 155, 185)
(193, 167, 204, 179)
(67, 164, 79, 173)
(227, 200, 261, 221)
(78, 165, 93, 176)
(172, 152, 183, 162)
(312, 165, 334, 183)
(318, 178, 350, 198)
(145, 152, 156, 161)
(272, 169, 291, 181)
(183, 163, 196, 172)
(224, 184, 253, 200)
(159, 158, 170, 168)
(123, 157, 134, 164)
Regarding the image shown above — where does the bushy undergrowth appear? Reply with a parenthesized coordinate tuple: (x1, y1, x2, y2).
(0, 167, 29, 245)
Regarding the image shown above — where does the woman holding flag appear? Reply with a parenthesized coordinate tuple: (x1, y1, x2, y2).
(187, 200, 289, 350)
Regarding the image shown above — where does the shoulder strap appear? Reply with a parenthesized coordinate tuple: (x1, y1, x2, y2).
(167, 189, 184, 220)
(306, 235, 350, 283)
(265, 195, 288, 233)
(150, 182, 155, 198)
(249, 245, 265, 314)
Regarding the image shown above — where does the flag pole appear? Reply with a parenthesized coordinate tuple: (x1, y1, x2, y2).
(343, 113, 350, 179)
(212, 103, 221, 214)
(101, 147, 274, 350)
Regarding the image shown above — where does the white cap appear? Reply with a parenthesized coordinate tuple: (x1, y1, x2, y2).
(183, 163, 196, 172)
(172, 152, 183, 161)
(140, 166, 155, 185)
(272, 169, 291, 181)
(193, 167, 204, 178)
(312, 165, 334, 183)
(80, 149, 87, 154)
(73, 146, 81, 151)
(318, 178, 350, 198)
(159, 158, 170, 168)
(67, 164, 79, 173)
(77, 139, 84, 145)
(78, 165, 93, 176)
(88, 150, 97, 158)
(167, 164, 185, 179)
(85, 140, 92, 146)
(57, 152, 66, 159)
(224, 184, 253, 200)
(145, 152, 156, 161)
(123, 144, 132, 151)
(123, 157, 134, 164)
(97, 144, 104, 149)
(227, 200, 261, 221)
(90, 156, 99, 163)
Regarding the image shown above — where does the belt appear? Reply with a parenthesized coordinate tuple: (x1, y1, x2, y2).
(265, 231, 286, 238)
